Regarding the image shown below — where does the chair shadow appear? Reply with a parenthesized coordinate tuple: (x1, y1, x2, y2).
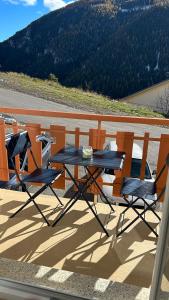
(124, 252, 155, 287)
(0, 198, 161, 288)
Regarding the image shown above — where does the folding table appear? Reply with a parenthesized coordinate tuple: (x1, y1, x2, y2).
(48, 146, 125, 236)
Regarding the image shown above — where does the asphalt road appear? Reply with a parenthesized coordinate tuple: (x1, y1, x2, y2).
(0, 87, 169, 170)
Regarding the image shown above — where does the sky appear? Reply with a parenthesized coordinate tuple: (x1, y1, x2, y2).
(0, 0, 77, 42)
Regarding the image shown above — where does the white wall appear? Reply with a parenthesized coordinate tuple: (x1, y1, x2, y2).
(121, 81, 169, 111)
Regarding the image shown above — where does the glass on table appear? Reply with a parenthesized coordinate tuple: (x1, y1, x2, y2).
(82, 146, 93, 159)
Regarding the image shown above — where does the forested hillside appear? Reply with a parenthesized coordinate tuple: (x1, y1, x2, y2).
(0, 0, 169, 99)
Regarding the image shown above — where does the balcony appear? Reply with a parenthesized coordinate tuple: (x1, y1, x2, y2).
(0, 189, 167, 298)
(0, 107, 169, 299)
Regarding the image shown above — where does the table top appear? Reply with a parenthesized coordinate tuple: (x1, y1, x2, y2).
(49, 146, 125, 170)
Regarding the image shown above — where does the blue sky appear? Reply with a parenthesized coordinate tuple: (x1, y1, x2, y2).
(0, 0, 77, 42)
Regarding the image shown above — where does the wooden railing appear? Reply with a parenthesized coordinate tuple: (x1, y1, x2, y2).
(0, 107, 169, 199)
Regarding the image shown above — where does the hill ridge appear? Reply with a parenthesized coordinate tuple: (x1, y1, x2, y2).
(1, 0, 169, 99)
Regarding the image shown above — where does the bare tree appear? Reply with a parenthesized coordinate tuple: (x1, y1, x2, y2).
(157, 87, 169, 117)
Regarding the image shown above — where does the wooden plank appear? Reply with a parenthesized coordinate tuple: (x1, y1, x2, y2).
(98, 120, 102, 130)
(140, 132, 149, 180)
(88, 128, 106, 194)
(12, 122, 20, 174)
(50, 125, 66, 189)
(89, 128, 106, 150)
(0, 120, 9, 181)
(26, 123, 42, 173)
(74, 127, 80, 180)
(156, 134, 169, 202)
(113, 132, 134, 196)
(0, 106, 169, 126)
(117, 131, 134, 176)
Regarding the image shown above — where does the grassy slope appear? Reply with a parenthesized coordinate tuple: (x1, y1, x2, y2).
(0, 72, 163, 118)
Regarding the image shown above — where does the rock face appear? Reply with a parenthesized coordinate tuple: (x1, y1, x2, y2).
(0, 0, 169, 99)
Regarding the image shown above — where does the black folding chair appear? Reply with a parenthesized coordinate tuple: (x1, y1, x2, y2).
(6, 131, 64, 225)
(117, 155, 169, 237)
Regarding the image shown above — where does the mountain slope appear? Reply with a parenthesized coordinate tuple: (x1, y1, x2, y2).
(0, 0, 169, 99)
(0, 71, 163, 117)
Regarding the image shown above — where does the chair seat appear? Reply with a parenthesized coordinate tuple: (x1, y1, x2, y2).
(121, 177, 155, 198)
(0, 181, 9, 188)
(23, 168, 63, 184)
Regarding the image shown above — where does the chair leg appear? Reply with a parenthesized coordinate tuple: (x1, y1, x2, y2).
(117, 196, 160, 237)
(32, 199, 50, 226)
(131, 202, 159, 237)
(122, 196, 140, 214)
(117, 203, 159, 237)
(10, 183, 51, 225)
(10, 196, 50, 226)
(52, 197, 78, 227)
(49, 185, 63, 206)
(117, 213, 158, 237)
(10, 197, 33, 218)
(142, 199, 161, 221)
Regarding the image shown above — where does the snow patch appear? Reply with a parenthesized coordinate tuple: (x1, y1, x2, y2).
(154, 52, 160, 71)
(146, 64, 150, 72)
(120, 5, 153, 13)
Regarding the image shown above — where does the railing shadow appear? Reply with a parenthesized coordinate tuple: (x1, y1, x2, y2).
(0, 195, 161, 288)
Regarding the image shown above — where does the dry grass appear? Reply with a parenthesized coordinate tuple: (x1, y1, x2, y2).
(0, 72, 164, 118)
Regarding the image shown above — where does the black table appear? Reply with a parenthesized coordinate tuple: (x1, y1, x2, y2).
(49, 146, 125, 236)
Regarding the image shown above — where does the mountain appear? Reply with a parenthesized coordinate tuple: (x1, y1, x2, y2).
(1, 0, 169, 99)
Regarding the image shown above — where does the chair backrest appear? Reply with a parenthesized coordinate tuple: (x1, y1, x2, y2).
(6, 131, 31, 160)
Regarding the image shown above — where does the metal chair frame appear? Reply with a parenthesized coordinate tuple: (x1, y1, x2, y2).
(6, 131, 63, 225)
(117, 156, 168, 237)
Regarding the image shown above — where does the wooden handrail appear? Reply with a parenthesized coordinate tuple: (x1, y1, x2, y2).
(0, 106, 168, 125)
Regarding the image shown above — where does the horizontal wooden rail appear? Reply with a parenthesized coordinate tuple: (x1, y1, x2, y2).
(12, 123, 162, 142)
(0, 106, 169, 125)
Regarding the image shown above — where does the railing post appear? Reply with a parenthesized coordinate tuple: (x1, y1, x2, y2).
(12, 122, 20, 173)
(50, 125, 66, 189)
(26, 123, 42, 173)
(113, 132, 134, 196)
(0, 120, 9, 181)
(156, 134, 169, 202)
(98, 120, 102, 130)
(74, 127, 80, 180)
(140, 132, 149, 180)
(89, 128, 106, 150)
(89, 128, 106, 194)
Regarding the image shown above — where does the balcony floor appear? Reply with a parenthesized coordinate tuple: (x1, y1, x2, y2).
(0, 189, 168, 292)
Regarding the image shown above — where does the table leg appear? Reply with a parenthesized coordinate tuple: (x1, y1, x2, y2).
(83, 195, 109, 237)
(78, 168, 110, 236)
(52, 166, 100, 227)
(86, 167, 115, 212)
(52, 165, 111, 236)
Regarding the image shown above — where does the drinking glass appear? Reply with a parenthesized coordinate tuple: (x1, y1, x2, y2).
(82, 146, 93, 159)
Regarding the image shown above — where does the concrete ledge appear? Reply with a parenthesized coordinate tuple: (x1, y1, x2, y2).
(0, 257, 154, 300)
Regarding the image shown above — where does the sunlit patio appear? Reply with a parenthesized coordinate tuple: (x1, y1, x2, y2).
(0, 107, 169, 299)
(0, 189, 168, 293)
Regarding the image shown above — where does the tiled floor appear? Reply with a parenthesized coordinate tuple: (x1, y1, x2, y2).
(0, 189, 168, 292)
